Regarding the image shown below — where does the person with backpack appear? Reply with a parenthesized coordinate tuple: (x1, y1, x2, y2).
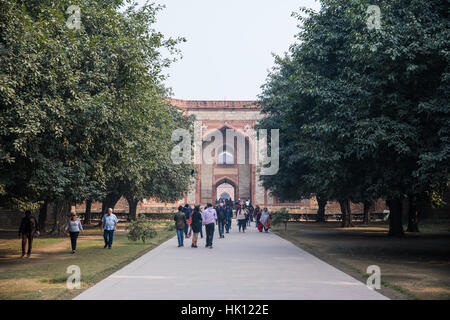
(216, 203, 226, 238)
(18, 210, 40, 258)
(174, 206, 186, 247)
(225, 203, 233, 233)
(236, 204, 248, 233)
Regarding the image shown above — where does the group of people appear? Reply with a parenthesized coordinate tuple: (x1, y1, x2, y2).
(173, 199, 272, 249)
(18, 208, 119, 257)
(18, 199, 272, 257)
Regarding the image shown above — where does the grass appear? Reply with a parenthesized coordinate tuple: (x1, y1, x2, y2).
(0, 220, 174, 300)
(272, 219, 450, 300)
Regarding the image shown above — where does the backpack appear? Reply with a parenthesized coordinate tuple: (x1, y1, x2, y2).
(217, 208, 225, 221)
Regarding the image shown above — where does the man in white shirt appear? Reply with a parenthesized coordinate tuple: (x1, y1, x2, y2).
(201, 203, 217, 248)
(101, 208, 118, 249)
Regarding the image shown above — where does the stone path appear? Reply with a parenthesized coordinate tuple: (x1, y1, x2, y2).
(75, 222, 388, 300)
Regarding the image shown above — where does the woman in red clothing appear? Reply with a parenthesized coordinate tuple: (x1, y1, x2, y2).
(255, 205, 263, 232)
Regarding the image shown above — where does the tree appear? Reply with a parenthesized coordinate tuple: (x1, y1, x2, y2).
(0, 0, 191, 232)
(258, 0, 449, 235)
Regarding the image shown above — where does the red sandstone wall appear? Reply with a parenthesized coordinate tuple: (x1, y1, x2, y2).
(74, 197, 388, 214)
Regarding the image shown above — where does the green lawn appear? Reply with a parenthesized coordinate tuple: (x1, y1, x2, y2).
(0, 221, 174, 300)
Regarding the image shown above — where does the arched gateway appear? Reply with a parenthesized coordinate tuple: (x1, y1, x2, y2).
(172, 99, 272, 206)
(75, 99, 320, 214)
(167, 99, 318, 211)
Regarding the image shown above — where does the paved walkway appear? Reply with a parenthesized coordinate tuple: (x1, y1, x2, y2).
(75, 222, 387, 300)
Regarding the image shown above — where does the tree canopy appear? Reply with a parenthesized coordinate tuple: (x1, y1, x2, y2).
(0, 0, 194, 232)
(257, 0, 449, 235)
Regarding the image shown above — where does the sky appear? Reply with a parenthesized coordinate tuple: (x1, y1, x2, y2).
(137, 0, 321, 100)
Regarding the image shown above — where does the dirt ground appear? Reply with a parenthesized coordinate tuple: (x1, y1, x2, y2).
(272, 221, 450, 300)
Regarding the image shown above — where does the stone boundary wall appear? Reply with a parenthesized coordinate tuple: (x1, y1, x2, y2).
(0, 208, 38, 230)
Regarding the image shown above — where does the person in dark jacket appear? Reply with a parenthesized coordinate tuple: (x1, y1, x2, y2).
(183, 204, 192, 237)
(174, 206, 186, 247)
(225, 203, 233, 233)
(18, 210, 40, 258)
(247, 204, 254, 226)
(190, 205, 202, 248)
(216, 203, 226, 238)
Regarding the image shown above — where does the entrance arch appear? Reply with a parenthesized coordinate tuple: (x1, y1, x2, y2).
(215, 178, 236, 202)
(198, 125, 254, 205)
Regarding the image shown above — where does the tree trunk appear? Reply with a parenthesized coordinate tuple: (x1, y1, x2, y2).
(417, 192, 431, 221)
(406, 195, 420, 232)
(316, 196, 327, 222)
(101, 193, 121, 215)
(84, 200, 92, 225)
(50, 200, 71, 235)
(127, 197, 139, 221)
(345, 199, 353, 227)
(100, 194, 121, 227)
(339, 199, 353, 228)
(363, 200, 372, 225)
(386, 197, 404, 236)
(38, 201, 48, 233)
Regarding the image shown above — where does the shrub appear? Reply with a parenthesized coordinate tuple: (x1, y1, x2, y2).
(271, 208, 290, 231)
(126, 216, 157, 243)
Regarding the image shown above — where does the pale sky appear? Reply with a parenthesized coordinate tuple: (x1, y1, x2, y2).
(138, 0, 321, 100)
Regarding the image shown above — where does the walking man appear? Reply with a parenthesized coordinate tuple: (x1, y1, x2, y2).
(217, 203, 226, 238)
(174, 206, 186, 247)
(247, 204, 254, 226)
(18, 210, 39, 258)
(225, 203, 233, 233)
(101, 208, 118, 249)
(202, 203, 217, 249)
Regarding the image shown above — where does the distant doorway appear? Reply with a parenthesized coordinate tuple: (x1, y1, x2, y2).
(216, 182, 235, 201)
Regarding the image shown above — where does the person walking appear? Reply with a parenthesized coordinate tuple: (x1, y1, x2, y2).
(235, 199, 241, 212)
(236, 204, 248, 233)
(260, 208, 271, 232)
(183, 204, 192, 238)
(65, 212, 83, 254)
(255, 205, 264, 232)
(174, 206, 186, 247)
(225, 203, 233, 233)
(101, 208, 118, 249)
(254, 205, 261, 227)
(247, 204, 254, 226)
(191, 205, 202, 248)
(217, 203, 226, 238)
(18, 210, 40, 258)
(202, 203, 217, 248)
